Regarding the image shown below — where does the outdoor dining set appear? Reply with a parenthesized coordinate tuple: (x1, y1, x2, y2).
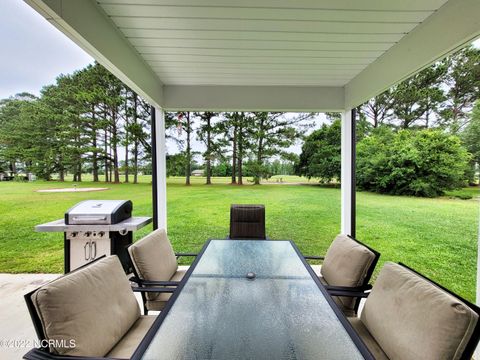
(24, 205, 480, 360)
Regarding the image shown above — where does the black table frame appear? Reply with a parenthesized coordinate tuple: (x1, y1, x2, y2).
(131, 239, 374, 360)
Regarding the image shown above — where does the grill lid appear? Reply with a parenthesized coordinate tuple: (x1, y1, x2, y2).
(65, 200, 132, 225)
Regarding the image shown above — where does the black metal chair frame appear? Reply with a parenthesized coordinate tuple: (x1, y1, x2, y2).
(304, 235, 380, 314)
(126, 247, 197, 315)
(330, 262, 480, 360)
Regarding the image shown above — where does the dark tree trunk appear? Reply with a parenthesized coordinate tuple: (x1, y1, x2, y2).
(124, 97, 129, 183)
(112, 108, 120, 183)
(185, 112, 191, 186)
(206, 115, 211, 185)
(92, 106, 99, 182)
(104, 128, 109, 182)
(254, 116, 264, 185)
(76, 128, 82, 182)
(133, 94, 139, 184)
(237, 119, 243, 185)
(231, 119, 237, 184)
(59, 159, 64, 182)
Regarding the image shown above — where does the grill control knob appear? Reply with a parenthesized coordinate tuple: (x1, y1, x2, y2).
(85, 231, 92, 237)
(98, 231, 105, 237)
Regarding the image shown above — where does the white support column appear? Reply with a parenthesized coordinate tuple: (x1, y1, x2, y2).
(341, 110, 355, 236)
(152, 107, 167, 231)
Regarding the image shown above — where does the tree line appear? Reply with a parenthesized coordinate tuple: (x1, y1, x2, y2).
(297, 46, 480, 197)
(0, 63, 152, 183)
(165, 111, 313, 185)
(0, 64, 314, 184)
(1, 45, 478, 194)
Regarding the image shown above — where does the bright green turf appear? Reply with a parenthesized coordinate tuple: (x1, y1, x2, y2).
(0, 177, 478, 301)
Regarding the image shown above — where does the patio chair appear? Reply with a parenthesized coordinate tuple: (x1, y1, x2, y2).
(23, 255, 162, 359)
(229, 204, 266, 239)
(128, 228, 197, 314)
(305, 234, 380, 316)
(330, 262, 480, 360)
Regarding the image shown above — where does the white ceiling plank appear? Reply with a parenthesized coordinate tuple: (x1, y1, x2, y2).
(152, 68, 360, 76)
(111, 17, 417, 34)
(163, 80, 348, 86)
(149, 63, 367, 71)
(100, 4, 432, 23)
(136, 47, 385, 58)
(163, 85, 345, 111)
(24, 0, 164, 108)
(98, 0, 447, 12)
(142, 54, 375, 65)
(129, 38, 393, 51)
(345, 0, 480, 109)
(122, 29, 405, 43)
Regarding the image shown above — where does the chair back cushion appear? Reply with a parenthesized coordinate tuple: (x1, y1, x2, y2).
(31, 256, 140, 357)
(321, 234, 376, 309)
(229, 204, 266, 239)
(128, 228, 178, 300)
(361, 262, 479, 360)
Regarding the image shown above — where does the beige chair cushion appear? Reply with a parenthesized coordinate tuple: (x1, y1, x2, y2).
(321, 234, 375, 310)
(32, 256, 140, 357)
(361, 262, 479, 360)
(128, 228, 178, 301)
(145, 269, 187, 311)
(107, 316, 156, 359)
(348, 318, 389, 360)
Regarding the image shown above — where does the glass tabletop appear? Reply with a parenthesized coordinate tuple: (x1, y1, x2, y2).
(137, 240, 369, 360)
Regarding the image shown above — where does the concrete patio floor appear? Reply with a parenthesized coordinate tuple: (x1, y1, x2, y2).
(1, 265, 322, 360)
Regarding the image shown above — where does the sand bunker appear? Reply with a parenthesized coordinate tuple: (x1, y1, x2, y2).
(36, 187, 109, 193)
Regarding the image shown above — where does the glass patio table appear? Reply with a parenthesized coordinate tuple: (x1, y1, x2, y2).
(132, 240, 373, 360)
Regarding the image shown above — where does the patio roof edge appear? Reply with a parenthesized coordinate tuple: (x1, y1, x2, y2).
(163, 85, 345, 112)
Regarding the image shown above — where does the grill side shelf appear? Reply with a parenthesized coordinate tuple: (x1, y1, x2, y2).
(35, 217, 152, 233)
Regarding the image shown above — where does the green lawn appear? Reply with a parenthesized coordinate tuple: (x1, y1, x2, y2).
(0, 177, 478, 301)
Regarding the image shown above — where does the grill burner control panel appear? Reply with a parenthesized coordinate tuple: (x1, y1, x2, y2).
(67, 231, 110, 270)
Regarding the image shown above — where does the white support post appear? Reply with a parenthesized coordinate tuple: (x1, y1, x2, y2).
(341, 110, 355, 236)
(152, 107, 167, 231)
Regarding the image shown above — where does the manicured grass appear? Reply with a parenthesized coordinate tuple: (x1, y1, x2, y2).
(0, 178, 478, 301)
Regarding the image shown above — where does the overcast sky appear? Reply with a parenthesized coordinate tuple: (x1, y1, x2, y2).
(0, 0, 93, 99)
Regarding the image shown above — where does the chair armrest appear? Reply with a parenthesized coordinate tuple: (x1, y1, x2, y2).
(24, 348, 99, 359)
(324, 284, 372, 292)
(328, 289, 370, 298)
(304, 255, 325, 260)
(129, 277, 180, 287)
(175, 252, 198, 258)
(132, 287, 176, 293)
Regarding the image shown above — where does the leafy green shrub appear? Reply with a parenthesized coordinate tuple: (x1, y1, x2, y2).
(357, 128, 470, 197)
(295, 120, 341, 183)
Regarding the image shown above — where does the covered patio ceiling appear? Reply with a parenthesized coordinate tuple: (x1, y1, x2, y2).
(25, 0, 480, 111)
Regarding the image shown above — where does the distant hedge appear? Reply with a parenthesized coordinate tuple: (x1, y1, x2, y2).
(356, 128, 470, 197)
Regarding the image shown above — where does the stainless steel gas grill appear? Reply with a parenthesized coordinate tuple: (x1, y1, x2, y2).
(36, 200, 151, 273)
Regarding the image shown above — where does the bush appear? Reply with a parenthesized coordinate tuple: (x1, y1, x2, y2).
(295, 120, 341, 183)
(357, 128, 470, 197)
